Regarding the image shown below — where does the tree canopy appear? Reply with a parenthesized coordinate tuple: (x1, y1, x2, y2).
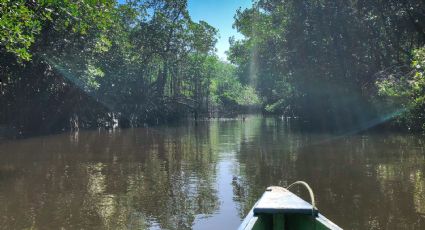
(0, 0, 259, 135)
(2, 0, 425, 134)
(229, 0, 425, 131)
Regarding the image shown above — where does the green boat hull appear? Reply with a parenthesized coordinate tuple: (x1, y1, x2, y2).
(239, 187, 342, 230)
(239, 208, 341, 230)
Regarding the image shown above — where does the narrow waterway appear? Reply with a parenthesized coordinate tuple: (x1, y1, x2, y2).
(0, 116, 424, 229)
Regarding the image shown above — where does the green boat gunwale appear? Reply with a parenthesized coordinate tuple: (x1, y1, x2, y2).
(238, 186, 343, 230)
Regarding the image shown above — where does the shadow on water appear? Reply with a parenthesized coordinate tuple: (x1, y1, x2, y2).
(0, 116, 424, 229)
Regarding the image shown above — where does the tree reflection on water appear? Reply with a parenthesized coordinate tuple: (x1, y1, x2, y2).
(0, 124, 219, 229)
(0, 116, 425, 229)
(232, 118, 425, 230)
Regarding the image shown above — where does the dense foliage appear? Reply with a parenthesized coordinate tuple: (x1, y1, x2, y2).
(2, 0, 425, 134)
(376, 47, 425, 130)
(0, 0, 258, 135)
(229, 0, 425, 131)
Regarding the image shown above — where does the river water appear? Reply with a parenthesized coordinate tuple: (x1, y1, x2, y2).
(0, 116, 424, 229)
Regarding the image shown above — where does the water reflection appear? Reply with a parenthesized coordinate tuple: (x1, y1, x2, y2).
(0, 124, 220, 229)
(233, 117, 425, 230)
(0, 116, 424, 229)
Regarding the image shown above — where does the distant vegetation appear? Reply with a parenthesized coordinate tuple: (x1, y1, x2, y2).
(0, 0, 259, 135)
(1, 0, 425, 134)
(229, 0, 425, 131)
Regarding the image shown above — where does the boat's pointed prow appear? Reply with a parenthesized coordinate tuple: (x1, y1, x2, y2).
(239, 186, 342, 230)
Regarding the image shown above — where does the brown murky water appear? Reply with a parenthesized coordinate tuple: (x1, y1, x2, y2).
(0, 116, 425, 229)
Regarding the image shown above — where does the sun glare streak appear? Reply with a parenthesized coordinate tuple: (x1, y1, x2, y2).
(43, 56, 114, 112)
